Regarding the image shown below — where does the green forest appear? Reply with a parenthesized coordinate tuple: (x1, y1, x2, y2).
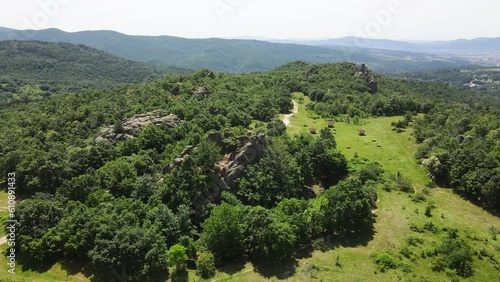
(0, 41, 187, 105)
(1, 59, 499, 281)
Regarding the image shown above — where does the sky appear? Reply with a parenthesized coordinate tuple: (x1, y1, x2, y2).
(0, 0, 498, 41)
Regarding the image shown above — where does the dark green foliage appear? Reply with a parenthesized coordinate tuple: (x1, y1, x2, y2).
(16, 194, 64, 260)
(414, 102, 500, 210)
(241, 206, 296, 261)
(238, 142, 304, 208)
(96, 158, 137, 197)
(200, 203, 244, 263)
(89, 226, 169, 281)
(358, 162, 383, 183)
(267, 118, 287, 137)
(322, 179, 376, 234)
(0, 41, 185, 105)
(274, 198, 311, 243)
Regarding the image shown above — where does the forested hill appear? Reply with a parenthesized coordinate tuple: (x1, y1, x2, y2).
(0, 40, 187, 84)
(0, 28, 474, 73)
(0, 62, 499, 281)
(0, 40, 188, 104)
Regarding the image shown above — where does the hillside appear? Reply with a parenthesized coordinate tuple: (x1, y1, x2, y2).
(396, 67, 500, 96)
(0, 40, 188, 104)
(0, 28, 474, 73)
(0, 40, 186, 85)
(0, 62, 499, 281)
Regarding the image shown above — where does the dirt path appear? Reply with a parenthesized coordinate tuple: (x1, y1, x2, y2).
(0, 236, 7, 245)
(283, 100, 298, 126)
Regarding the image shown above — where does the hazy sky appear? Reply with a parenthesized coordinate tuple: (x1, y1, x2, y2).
(0, 0, 498, 41)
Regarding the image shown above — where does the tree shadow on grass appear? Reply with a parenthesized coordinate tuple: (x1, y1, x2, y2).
(216, 260, 246, 276)
(15, 251, 57, 273)
(171, 269, 188, 282)
(59, 258, 90, 276)
(315, 224, 377, 253)
(252, 259, 298, 280)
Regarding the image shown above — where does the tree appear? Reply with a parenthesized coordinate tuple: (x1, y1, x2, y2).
(96, 158, 137, 197)
(311, 143, 348, 188)
(200, 203, 243, 263)
(323, 179, 376, 234)
(191, 140, 223, 174)
(17, 194, 64, 261)
(196, 251, 217, 279)
(89, 226, 169, 281)
(238, 142, 304, 207)
(266, 118, 287, 137)
(274, 198, 311, 243)
(241, 206, 296, 261)
(319, 127, 337, 148)
(167, 244, 188, 271)
(422, 155, 447, 184)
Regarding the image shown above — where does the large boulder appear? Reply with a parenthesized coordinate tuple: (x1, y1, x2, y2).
(192, 86, 210, 98)
(94, 111, 181, 144)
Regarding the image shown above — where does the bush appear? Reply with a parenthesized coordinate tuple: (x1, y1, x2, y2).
(196, 251, 216, 279)
(394, 173, 413, 192)
(372, 252, 398, 272)
(425, 205, 433, 217)
(423, 222, 439, 233)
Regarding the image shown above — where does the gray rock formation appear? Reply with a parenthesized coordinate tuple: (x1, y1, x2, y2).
(368, 79, 378, 94)
(305, 67, 320, 80)
(162, 132, 270, 213)
(94, 111, 181, 144)
(192, 86, 210, 98)
(355, 63, 378, 94)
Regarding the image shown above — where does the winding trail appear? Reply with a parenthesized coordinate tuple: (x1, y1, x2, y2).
(283, 100, 299, 126)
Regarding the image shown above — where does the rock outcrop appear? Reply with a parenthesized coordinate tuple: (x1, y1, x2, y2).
(305, 67, 320, 80)
(192, 86, 210, 98)
(94, 111, 181, 144)
(162, 132, 270, 213)
(355, 63, 378, 94)
(221, 134, 268, 189)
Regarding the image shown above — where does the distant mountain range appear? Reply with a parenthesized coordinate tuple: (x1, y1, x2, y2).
(0, 27, 482, 73)
(273, 36, 500, 53)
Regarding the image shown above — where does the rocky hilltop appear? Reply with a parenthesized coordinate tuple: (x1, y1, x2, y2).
(94, 110, 181, 144)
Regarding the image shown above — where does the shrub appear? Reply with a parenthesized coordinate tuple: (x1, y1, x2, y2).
(412, 192, 427, 203)
(372, 252, 398, 272)
(423, 222, 439, 233)
(407, 236, 424, 246)
(425, 205, 432, 217)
